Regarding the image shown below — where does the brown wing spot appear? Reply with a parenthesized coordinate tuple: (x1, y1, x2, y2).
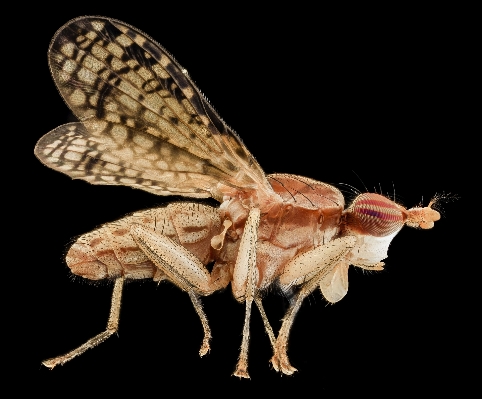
(235, 146, 249, 160)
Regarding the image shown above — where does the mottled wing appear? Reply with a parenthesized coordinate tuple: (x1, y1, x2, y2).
(36, 122, 218, 197)
(35, 16, 271, 201)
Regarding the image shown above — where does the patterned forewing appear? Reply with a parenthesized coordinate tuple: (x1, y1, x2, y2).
(36, 17, 270, 200)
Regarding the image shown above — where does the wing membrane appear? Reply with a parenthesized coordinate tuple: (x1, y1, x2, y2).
(36, 16, 271, 201)
(35, 122, 221, 197)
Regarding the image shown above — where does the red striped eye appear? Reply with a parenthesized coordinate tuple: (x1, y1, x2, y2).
(348, 193, 405, 237)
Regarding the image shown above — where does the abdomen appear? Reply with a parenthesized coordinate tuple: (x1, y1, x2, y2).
(66, 203, 222, 280)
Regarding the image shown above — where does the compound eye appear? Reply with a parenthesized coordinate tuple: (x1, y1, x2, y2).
(349, 193, 405, 237)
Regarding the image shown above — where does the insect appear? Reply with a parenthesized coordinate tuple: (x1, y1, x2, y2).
(36, 16, 442, 378)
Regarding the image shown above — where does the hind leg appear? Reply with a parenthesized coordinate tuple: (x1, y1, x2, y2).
(131, 224, 230, 355)
(42, 276, 124, 369)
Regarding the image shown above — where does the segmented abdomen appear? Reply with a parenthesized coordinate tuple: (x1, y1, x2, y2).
(66, 203, 222, 280)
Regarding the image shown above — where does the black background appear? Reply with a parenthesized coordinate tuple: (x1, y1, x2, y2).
(26, 6, 470, 395)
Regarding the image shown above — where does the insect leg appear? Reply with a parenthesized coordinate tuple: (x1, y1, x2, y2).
(131, 225, 217, 355)
(42, 276, 124, 369)
(231, 208, 261, 379)
(271, 273, 328, 375)
(272, 236, 357, 375)
(254, 297, 276, 347)
(187, 291, 212, 356)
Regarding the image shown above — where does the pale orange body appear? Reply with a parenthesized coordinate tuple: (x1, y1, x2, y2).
(68, 174, 345, 295)
(37, 17, 442, 377)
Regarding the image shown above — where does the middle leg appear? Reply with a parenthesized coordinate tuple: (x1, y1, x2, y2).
(231, 208, 261, 379)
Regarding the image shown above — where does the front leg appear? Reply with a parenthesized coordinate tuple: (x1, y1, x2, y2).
(272, 236, 356, 375)
(231, 208, 260, 379)
(131, 225, 223, 356)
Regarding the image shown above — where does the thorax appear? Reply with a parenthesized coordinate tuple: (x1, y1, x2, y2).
(218, 174, 345, 289)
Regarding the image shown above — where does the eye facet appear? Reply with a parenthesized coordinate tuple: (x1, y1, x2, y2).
(348, 193, 405, 237)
